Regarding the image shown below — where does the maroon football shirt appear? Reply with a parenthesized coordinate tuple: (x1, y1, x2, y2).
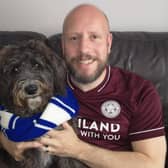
(67, 66, 165, 151)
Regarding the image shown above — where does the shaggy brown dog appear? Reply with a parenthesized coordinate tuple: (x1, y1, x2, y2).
(0, 40, 89, 168)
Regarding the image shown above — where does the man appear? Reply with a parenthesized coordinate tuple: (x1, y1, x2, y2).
(38, 4, 166, 168)
(0, 4, 166, 168)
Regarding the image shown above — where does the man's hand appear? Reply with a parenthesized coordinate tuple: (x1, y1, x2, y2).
(38, 123, 166, 168)
(0, 132, 42, 161)
(38, 122, 82, 158)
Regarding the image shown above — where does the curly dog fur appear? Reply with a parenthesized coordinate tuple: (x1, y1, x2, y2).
(0, 40, 89, 168)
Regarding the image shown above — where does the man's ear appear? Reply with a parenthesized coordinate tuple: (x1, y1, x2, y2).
(107, 32, 112, 54)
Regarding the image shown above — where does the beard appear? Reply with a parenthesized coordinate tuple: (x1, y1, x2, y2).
(65, 54, 108, 84)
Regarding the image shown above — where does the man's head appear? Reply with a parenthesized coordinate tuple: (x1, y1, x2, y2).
(62, 4, 112, 86)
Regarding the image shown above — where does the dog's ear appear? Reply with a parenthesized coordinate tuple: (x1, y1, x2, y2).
(0, 46, 13, 77)
(0, 46, 10, 65)
(52, 54, 67, 95)
(0, 44, 18, 65)
(46, 49, 67, 95)
(0, 46, 15, 105)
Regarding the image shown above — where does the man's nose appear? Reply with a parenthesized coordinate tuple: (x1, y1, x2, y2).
(79, 37, 90, 54)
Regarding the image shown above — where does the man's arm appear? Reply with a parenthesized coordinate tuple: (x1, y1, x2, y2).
(39, 122, 166, 168)
(77, 136, 166, 168)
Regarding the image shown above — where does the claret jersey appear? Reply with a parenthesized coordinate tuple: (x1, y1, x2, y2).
(67, 66, 165, 151)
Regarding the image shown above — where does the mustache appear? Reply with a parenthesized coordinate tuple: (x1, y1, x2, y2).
(72, 54, 96, 62)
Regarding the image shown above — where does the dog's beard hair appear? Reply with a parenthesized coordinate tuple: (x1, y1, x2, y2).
(12, 79, 53, 117)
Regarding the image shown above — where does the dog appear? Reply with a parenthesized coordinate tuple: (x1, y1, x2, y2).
(0, 40, 89, 168)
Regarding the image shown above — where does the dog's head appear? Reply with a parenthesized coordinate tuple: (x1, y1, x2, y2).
(0, 40, 66, 117)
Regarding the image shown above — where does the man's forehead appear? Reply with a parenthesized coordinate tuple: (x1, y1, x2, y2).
(64, 18, 109, 35)
(63, 5, 110, 33)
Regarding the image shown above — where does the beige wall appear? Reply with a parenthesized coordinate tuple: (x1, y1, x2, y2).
(0, 0, 167, 36)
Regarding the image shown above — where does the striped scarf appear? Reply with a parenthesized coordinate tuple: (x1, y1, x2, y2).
(0, 87, 79, 142)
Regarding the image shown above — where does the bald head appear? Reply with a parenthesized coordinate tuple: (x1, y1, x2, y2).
(63, 4, 110, 34)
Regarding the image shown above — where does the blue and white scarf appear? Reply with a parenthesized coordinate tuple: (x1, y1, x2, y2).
(0, 87, 79, 142)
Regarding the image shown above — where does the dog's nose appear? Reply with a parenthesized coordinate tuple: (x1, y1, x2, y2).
(24, 84, 38, 95)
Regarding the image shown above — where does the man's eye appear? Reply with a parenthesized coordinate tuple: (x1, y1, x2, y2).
(91, 34, 98, 40)
(70, 36, 77, 41)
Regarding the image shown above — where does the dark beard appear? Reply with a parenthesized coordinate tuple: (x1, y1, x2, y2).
(66, 61, 107, 84)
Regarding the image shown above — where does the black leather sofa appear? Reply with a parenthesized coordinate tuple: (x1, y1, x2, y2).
(0, 31, 168, 167)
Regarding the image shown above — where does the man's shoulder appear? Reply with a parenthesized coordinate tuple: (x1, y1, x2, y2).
(109, 66, 156, 94)
(110, 66, 151, 84)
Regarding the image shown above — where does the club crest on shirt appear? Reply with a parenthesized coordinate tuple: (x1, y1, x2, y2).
(101, 100, 121, 119)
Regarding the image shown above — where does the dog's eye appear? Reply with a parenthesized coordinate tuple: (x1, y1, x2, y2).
(34, 63, 40, 69)
(31, 59, 42, 69)
(12, 67, 19, 73)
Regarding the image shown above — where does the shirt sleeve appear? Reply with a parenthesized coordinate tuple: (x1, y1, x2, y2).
(129, 81, 165, 141)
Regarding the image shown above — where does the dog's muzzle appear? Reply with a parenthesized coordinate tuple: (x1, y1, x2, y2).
(13, 79, 49, 110)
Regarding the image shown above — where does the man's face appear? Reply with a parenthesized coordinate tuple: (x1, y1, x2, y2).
(62, 11, 112, 84)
